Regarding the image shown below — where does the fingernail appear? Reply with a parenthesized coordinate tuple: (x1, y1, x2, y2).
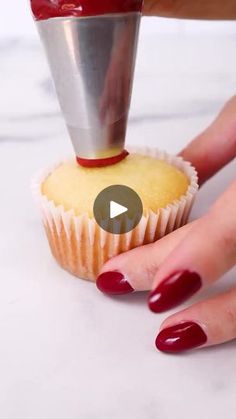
(148, 270, 202, 313)
(156, 322, 207, 353)
(96, 271, 134, 295)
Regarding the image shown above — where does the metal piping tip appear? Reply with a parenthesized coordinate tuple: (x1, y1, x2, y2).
(37, 13, 141, 162)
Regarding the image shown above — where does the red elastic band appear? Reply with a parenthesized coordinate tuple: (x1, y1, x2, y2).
(76, 150, 129, 168)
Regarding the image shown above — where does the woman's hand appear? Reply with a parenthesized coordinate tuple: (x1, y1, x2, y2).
(96, 96, 236, 353)
(143, 0, 236, 20)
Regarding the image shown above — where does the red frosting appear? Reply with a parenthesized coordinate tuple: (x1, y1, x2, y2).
(76, 150, 129, 168)
(31, 0, 143, 20)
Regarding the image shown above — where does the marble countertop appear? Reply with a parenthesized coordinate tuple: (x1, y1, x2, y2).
(1, 30, 236, 419)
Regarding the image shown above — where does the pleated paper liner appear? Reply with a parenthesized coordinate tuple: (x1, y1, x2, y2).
(31, 147, 199, 281)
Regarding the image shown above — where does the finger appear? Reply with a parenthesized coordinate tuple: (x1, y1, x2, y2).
(148, 180, 236, 313)
(155, 286, 236, 353)
(143, 0, 236, 19)
(180, 96, 236, 185)
(96, 221, 195, 295)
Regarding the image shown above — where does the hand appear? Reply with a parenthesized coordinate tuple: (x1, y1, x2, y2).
(96, 96, 236, 353)
(143, 0, 236, 20)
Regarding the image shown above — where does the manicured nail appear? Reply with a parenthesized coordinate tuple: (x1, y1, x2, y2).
(148, 270, 202, 313)
(156, 321, 207, 353)
(96, 271, 134, 295)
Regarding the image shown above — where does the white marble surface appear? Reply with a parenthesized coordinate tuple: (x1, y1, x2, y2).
(1, 28, 236, 419)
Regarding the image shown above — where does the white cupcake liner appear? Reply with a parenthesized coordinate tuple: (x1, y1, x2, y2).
(31, 147, 198, 281)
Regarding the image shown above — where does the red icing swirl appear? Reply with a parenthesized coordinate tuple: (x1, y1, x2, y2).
(76, 150, 129, 168)
(30, 0, 143, 20)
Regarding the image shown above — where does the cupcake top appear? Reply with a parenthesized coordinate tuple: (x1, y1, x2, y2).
(42, 153, 189, 216)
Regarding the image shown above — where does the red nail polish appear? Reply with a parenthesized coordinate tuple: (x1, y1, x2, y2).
(156, 322, 207, 353)
(148, 270, 202, 313)
(96, 271, 134, 295)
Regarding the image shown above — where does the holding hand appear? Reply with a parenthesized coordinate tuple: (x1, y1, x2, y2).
(143, 0, 236, 20)
(97, 97, 236, 353)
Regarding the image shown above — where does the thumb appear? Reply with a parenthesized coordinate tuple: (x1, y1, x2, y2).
(180, 96, 236, 185)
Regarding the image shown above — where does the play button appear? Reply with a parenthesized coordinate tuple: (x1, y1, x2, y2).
(93, 185, 143, 234)
(110, 201, 128, 219)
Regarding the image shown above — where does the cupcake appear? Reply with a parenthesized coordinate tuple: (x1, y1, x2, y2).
(32, 147, 198, 281)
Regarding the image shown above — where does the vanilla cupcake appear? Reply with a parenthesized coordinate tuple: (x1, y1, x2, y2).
(32, 148, 198, 281)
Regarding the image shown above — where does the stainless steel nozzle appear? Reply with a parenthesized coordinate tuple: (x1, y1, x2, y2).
(37, 13, 141, 160)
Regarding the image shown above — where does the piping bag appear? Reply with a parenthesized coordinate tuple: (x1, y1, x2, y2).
(30, 1, 143, 167)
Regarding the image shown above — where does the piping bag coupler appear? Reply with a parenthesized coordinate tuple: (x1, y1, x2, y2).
(31, 1, 143, 167)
